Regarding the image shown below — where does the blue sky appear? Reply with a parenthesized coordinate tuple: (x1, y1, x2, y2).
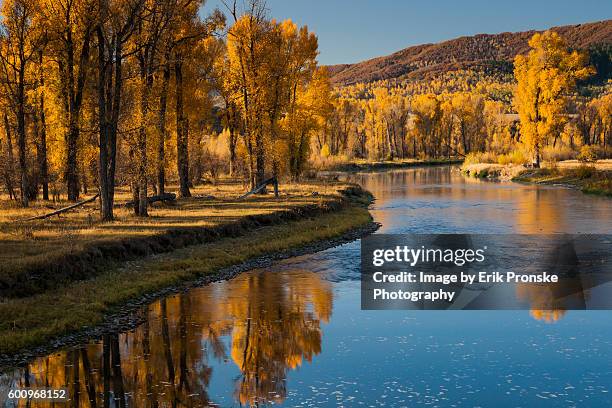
(202, 0, 611, 65)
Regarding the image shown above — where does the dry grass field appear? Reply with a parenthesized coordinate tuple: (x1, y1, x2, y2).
(0, 180, 339, 257)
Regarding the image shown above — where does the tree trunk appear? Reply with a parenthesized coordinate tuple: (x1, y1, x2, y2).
(65, 123, 79, 201)
(107, 38, 123, 219)
(3, 113, 16, 201)
(229, 127, 237, 176)
(227, 104, 237, 177)
(175, 54, 191, 197)
(16, 64, 28, 207)
(97, 31, 124, 222)
(157, 50, 170, 195)
(255, 128, 265, 188)
(64, 27, 91, 201)
(97, 28, 111, 221)
(81, 160, 88, 194)
(137, 88, 149, 216)
(37, 50, 49, 200)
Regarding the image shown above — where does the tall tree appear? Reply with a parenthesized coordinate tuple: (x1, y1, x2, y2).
(514, 31, 593, 167)
(284, 67, 332, 180)
(42, 0, 97, 201)
(0, 0, 45, 206)
(130, 0, 177, 216)
(155, 5, 223, 197)
(96, 0, 142, 220)
(226, 0, 271, 189)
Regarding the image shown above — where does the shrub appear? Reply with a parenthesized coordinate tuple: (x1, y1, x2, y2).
(497, 150, 527, 165)
(583, 179, 612, 196)
(309, 152, 350, 171)
(542, 145, 575, 162)
(577, 145, 598, 163)
(574, 165, 595, 179)
(464, 151, 497, 165)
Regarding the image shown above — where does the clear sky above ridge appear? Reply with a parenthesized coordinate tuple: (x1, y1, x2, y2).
(202, 0, 612, 65)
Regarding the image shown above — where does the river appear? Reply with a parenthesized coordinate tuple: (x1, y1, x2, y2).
(2, 165, 612, 407)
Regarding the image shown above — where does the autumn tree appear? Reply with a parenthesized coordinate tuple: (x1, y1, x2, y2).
(95, 0, 143, 220)
(226, 2, 273, 189)
(284, 67, 332, 179)
(128, 0, 177, 216)
(484, 99, 514, 153)
(273, 20, 320, 179)
(0, 0, 45, 206)
(410, 93, 442, 158)
(514, 31, 593, 167)
(451, 92, 485, 154)
(33, 47, 49, 200)
(171, 7, 224, 198)
(41, 0, 98, 201)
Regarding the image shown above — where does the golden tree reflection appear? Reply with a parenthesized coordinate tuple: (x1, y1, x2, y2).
(4, 269, 332, 407)
(226, 271, 332, 406)
(529, 309, 566, 323)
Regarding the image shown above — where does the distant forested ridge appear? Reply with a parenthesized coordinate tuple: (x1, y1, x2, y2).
(328, 20, 612, 86)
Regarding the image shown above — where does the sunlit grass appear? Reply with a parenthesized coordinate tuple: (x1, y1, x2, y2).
(0, 179, 345, 282)
(512, 166, 612, 196)
(0, 202, 372, 355)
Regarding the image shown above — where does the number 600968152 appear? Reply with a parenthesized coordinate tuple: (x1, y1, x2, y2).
(7, 388, 68, 401)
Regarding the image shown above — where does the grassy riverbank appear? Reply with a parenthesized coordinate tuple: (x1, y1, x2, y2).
(317, 158, 462, 173)
(0, 181, 363, 297)
(513, 166, 612, 196)
(462, 161, 612, 196)
(0, 181, 374, 357)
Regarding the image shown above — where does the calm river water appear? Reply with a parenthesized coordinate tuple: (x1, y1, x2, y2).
(2, 166, 612, 407)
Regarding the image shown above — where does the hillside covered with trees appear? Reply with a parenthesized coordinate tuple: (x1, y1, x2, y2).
(328, 20, 612, 86)
(316, 22, 611, 178)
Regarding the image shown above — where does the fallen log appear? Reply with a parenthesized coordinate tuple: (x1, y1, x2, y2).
(21, 193, 100, 221)
(237, 177, 279, 200)
(123, 192, 176, 208)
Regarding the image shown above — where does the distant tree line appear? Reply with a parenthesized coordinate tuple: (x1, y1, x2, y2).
(318, 32, 611, 166)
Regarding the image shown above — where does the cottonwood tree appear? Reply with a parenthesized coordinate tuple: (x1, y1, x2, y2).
(33, 47, 50, 200)
(213, 50, 242, 176)
(0, 0, 46, 206)
(41, 0, 98, 201)
(129, 0, 178, 216)
(95, 0, 143, 220)
(514, 31, 593, 167)
(225, 1, 272, 189)
(172, 6, 224, 198)
(284, 66, 333, 179)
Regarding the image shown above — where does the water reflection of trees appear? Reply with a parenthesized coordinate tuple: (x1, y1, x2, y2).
(5, 270, 332, 407)
(515, 237, 593, 323)
(228, 272, 332, 406)
(516, 277, 591, 323)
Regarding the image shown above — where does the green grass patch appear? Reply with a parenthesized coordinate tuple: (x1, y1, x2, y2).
(324, 158, 462, 172)
(582, 179, 612, 197)
(512, 166, 612, 196)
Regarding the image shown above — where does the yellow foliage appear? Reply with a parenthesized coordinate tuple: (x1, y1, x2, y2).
(513, 31, 594, 166)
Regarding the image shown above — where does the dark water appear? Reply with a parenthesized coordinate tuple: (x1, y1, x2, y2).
(2, 166, 612, 407)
